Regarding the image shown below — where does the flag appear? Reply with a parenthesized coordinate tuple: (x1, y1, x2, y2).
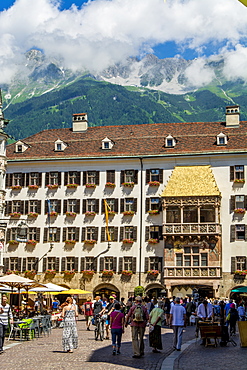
(238, 0, 247, 6)
(104, 199, 111, 241)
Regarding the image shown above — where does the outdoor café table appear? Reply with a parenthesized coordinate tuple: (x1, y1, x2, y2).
(51, 313, 61, 328)
(8, 320, 27, 341)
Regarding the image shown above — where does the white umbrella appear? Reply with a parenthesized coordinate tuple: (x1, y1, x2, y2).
(28, 282, 65, 293)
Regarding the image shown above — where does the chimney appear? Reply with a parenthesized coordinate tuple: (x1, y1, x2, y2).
(225, 105, 240, 127)
(72, 113, 88, 132)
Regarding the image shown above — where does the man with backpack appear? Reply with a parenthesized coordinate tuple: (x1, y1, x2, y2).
(125, 296, 149, 358)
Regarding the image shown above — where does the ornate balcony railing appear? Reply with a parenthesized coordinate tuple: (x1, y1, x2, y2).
(163, 223, 221, 235)
(164, 266, 221, 278)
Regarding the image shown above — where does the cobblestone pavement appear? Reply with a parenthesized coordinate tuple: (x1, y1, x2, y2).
(2, 318, 196, 370)
(173, 332, 247, 370)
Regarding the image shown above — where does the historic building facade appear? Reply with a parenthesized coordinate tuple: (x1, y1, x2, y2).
(2, 107, 247, 298)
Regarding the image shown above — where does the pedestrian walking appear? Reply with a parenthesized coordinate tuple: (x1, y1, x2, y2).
(227, 303, 239, 335)
(237, 303, 246, 321)
(125, 296, 149, 358)
(110, 303, 125, 355)
(0, 295, 13, 354)
(83, 296, 93, 331)
(149, 305, 164, 353)
(170, 297, 186, 351)
(61, 297, 78, 353)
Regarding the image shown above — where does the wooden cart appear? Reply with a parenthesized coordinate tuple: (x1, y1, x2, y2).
(198, 322, 222, 347)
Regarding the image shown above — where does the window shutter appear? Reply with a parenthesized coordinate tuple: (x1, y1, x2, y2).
(45, 200, 48, 214)
(6, 173, 13, 188)
(120, 227, 124, 242)
(62, 228, 67, 242)
(37, 200, 41, 214)
(120, 170, 124, 185)
(133, 226, 137, 241)
(80, 257, 85, 271)
(83, 172, 87, 185)
(245, 196, 247, 210)
(76, 172, 81, 185)
(95, 171, 100, 185)
(91, 258, 96, 272)
(20, 173, 25, 187)
(245, 225, 247, 241)
(132, 257, 137, 273)
(81, 228, 85, 242)
(244, 256, 247, 270)
(61, 257, 66, 271)
(57, 172, 61, 186)
(74, 257, 79, 272)
(145, 226, 150, 241)
(107, 170, 115, 183)
(159, 226, 163, 240)
(36, 228, 40, 242)
(114, 199, 118, 213)
(75, 228, 79, 241)
(82, 200, 86, 214)
(230, 166, 234, 181)
(43, 228, 48, 243)
(114, 227, 118, 242)
(133, 198, 137, 212)
(230, 225, 235, 242)
(100, 257, 104, 272)
(43, 258, 47, 272)
(118, 257, 123, 272)
(101, 227, 105, 242)
(25, 174, 29, 187)
(158, 257, 163, 272)
(57, 200, 61, 214)
(93, 227, 98, 241)
(120, 199, 124, 213)
(146, 198, 150, 213)
(102, 199, 105, 214)
(6, 229, 11, 243)
(55, 257, 60, 272)
(17, 258, 22, 272)
(95, 199, 99, 213)
(63, 200, 67, 214)
(3, 258, 9, 273)
(22, 258, 27, 272)
(113, 257, 117, 272)
(144, 257, 149, 273)
(24, 201, 28, 215)
(45, 173, 49, 186)
(20, 201, 24, 214)
(64, 172, 68, 186)
(38, 173, 42, 187)
(159, 169, 163, 183)
(76, 199, 80, 214)
(56, 228, 61, 242)
(230, 196, 235, 213)
(146, 169, 150, 184)
(231, 257, 236, 274)
(134, 170, 138, 184)
(5, 202, 11, 216)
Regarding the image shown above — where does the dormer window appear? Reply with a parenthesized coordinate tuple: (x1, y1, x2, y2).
(15, 140, 29, 153)
(54, 139, 67, 152)
(217, 133, 227, 146)
(102, 137, 114, 150)
(165, 134, 176, 148)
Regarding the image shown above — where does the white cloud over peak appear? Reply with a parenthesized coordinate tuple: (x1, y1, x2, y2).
(0, 0, 247, 84)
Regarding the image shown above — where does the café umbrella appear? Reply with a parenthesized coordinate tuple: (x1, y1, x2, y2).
(58, 289, 92, 295)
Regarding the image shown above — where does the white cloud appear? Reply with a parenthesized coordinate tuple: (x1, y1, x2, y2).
(222, 44, 247, 82)
(184, 58, 215, 87)
(0, 0, 247, 83)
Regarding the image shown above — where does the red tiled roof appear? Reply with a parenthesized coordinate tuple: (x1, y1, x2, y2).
(6, 121, 247, 160)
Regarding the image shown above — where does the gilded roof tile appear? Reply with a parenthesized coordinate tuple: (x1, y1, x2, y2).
(161, 165, 221, 197)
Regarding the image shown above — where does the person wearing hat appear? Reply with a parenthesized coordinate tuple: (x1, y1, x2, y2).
(170, 297, 186, 351)
(125, 296, 149, 358)
(101, 296, 116, 339)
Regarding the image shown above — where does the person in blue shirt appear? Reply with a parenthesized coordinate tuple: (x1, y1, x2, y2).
(52, 297, 60, 311)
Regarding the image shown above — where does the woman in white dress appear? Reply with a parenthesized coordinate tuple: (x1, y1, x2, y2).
(61, 297, 78, 353)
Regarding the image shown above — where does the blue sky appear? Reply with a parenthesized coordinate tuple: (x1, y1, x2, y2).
(0, 0, 247, 85)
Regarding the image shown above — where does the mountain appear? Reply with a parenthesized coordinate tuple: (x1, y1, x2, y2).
(1, 50, 247, 140)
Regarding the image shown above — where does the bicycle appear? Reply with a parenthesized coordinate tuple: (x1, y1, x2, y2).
(94, 314, 106, 341)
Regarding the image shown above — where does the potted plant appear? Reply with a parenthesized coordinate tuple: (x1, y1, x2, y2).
(66, 183, 79, 189)
(6, 270, 20, 275)
(49, 211, 58, 217)
(65, 211, 77, 217)
(148, 181, 160, 186)
(8, 240, 19, 245)
(85, 183, 96, 188)
(148, 209, 159, 215)
(82, 270, 95, 277)
(45, 269, 56, 276)
(26, 239, 38, 246)
(148, 238, 159, 244)
(147, 270, 159, 277)
(11, 185, 22, 190)
(47, 184, 59, 189)
(102, 269, 114, 277)
(234, 208, 246, 214)
(28, 184, 39, 190)
(234, 179, 245, 183)
(24, 270, 36, 278)
(121, 270, 133, 276)
(64, 239, 76, 245)
(85, 211, 96, 216)
(84, 239, 97, 245)
(9, 212, 21, 218)
(105, 182, 116, 188)
(134, 286, 145, 297)
(63, 269, 75, 277)
(122, 182, 135, 187)
(123, 210, 135, 216)
(108, 211, 116, 215)
(122, 239, 134, 244)
(234, 270, 247, 276)
(27, 212, 38, 218)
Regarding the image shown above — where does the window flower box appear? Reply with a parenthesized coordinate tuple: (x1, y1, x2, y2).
(102, 269, 114, 277)
(122, 182, 135, 187)
(26, 240, 38, 246)
(11, 185, 22, 190)
(49, 211, 58, 217)
(66, 183, 79, 189)
(108, 211, 116, 215)
(147, 270, 159, 277)
(63, 269, 75, 276)
(85, 211, 96, 217)
(105, 182, 116, 188)
(234, 179, 245, 183)
(123, 211, 135, 216)
(122, 239, 134, 244)
(9, 212, 21, 218)
(6, 270, 20, 275)
(65, 211, 77, 217)
(148, 181, 160, 186)
(234, 270, 247, 276)
(121, 270, 133, 276)
(8, 240, 19, 245)
(85, 183, 96, 188)
(24, 270, 36, 279)
(28, 184, 39, 190)
(47, 184, 59, 189)
(84, 239, 97, 245)
(82, 270, 95, 277)
(234, 208, 246, 214)
(28, 212, 38, 218)
(45, 269, 56, 276)
(64, 239, 76, 245)
(148, 210, 159, 215)
(148, 238, 159, 244)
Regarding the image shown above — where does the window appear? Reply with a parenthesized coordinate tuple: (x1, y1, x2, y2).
(100, 256, 117, 272)
(27, 200, 41, 214)
(184, 207, 198, 223)
(43, 227, 60, 242)
(85, 257, 94, 271)
(29, 173, 40, 186)
(230, 165, 245, 182)
(54, 139, 67, 152)
(150, 169, 159, 182)
(10, 257, 19, 271)
(104, 142, 109, 149)
(47, 257, 56, 270)
(63, 227, 79, 241)
(12, 201, 22, 213)
(236, 257, 246, 271)
(101, 227, 118, 242)
(146, 169, 163, 183)
(193, 255, 199, 266)
(28, 227, 39, 241)
(6, 173, 25, 188)
(217, 133, 227, 146)
(27, 257, 36, 271)
(13, 173, 23, 186)
(106, 170, 115, 184)
(149, 226, 162, 240)
(201, 253, 208, 266)
(17, 145, 22, 152)
(47, 199, 61, 213)
(86, 227, 98, 241)
(83, 171, 99, 186)
(150, 198, 160, 211)
(121, 169, 138, 184)
(83, 199, 99, 213)
(165, 134, 176, 148)
(120, 198, 137, 213)
(7, 228, 18, 241)
(231, 195, 246, 212)
(67, 199, 77, 213)
(149, 257, 160, 270)
(166, 207, 181, 223)
(88, 199, 96, 212)
(125, 199, 134, 212)
(120, 226, 137, 241)
(66, 257, 75, 270)
(236, 225, 245, 240)
(50, 172, 58, 185)
(123, 257, 133, 271)
(45, 171, 61, 187)
(56, 143, 62, 151)
(236, 195, 245, 209)
(102, 137, 114, 150)
(104, 257, 114, 270)
(176, 254, 183, 267)
(176, 248, 208, 267)
(64, 171, 80, 186)
(200, 207, 215, 222)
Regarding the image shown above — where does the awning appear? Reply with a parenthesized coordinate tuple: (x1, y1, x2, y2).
(231, 286, 247, 293)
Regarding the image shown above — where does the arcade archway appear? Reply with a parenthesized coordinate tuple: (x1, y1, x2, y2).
(145, 283, 165, 298)
(93, 283, 120, 300)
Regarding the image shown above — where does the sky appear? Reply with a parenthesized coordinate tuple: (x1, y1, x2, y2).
(0, 0, 247, 86)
